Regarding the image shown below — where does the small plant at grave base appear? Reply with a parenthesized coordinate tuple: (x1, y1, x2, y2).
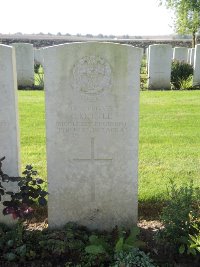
(115, 226, 145, 253)
(171, 60, 193, 90)
(156, 179, 200, 256)
(0, 156, 48, 220)
(188, 223, 200, 255)
(113, 248, 157, 267)
(179, 75, 193, 90)
(83, 233, 112, 266)
(111, 226, 156, 267)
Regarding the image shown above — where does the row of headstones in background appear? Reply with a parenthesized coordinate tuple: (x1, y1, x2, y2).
(0, 45, 20, 224)
(0, 42, 143, 230)
(9, 42, 200, 91)
(147, 44, 200, 90)
(147, 46, 195, 66)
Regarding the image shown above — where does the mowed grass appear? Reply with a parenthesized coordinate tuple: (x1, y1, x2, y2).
(18, 91, 46, 180)
(18, 90, 200, 203)
(139, 90, 200, 203)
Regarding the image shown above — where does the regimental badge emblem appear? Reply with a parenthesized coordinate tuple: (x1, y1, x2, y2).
(72, 56, 112, 94)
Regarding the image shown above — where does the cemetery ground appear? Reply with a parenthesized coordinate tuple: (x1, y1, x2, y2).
(19, 90, 200, 205)
(4, 89, 198, 266)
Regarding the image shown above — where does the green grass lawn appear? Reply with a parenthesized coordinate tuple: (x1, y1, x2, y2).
(18, 90, 200, 203)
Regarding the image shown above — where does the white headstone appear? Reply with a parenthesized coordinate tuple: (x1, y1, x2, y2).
(190, 48, 195, 66)
(187, 48, 191, 63)
(173, 47, 188, 63)
(146, 47, 149, 74)
(12, 43, 34, 87)
(148, 44, 172, 90)
(43, 42, 143, 230)
(193, 44, 200, 86)
(34, 48, 43, 65)
(0, 45, 20, 224)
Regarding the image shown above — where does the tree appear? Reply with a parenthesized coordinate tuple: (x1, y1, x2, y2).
(159, 0, 200, 47)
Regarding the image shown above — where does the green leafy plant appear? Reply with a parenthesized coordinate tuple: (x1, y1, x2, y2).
(178, 75, 193, 90)
(171, 60, 193, 89)
(84, 233, 112, 266)
(34, 63, 41, 74)
(34, 64, 44, 89)
(0, 156, 48, 220)
(0, 222, 28, 262)
(85, 235, 108, 255)
(157, 179, 200, 254)
(188, 223, 200, 254)
(113, 248, 157, 267)
(115, 226, 145, 253)
(179, 222, 200, 256)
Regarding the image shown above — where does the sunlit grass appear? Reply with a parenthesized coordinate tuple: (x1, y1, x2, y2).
(18, 90, 200, 203)
(139, 90, 200, 202)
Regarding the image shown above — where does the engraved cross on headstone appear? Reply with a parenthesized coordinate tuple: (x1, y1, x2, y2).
(74, 137, 112, 201)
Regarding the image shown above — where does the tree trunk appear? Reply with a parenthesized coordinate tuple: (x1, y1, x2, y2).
(192, 31, 196, 48)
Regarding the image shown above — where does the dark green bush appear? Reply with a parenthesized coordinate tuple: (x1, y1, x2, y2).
(157, 179, 200, 255)
(171, 60, 193, 90)
(34, 63, 41, 74)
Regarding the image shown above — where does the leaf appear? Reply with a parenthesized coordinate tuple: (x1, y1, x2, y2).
(2, 174, 10, 182)
(38, 197, 47, 206)
(16, 244, 27, 257)
(89, 235, 99, 244)
(115, 237, 124, 252)
(26, 165, 33, 170)
(40, 191, 48, 197)
(124, 227, 142, 248)
(36, 178, 44, 184)
(85, 245, 106, 255)
(179, 244, 185, 254)
(9, 177, 20, 182)
(4, 252, 16, 261)
(3, 201, 14, 207)
(6, 191, 14, 195)
(0, 189, 4, 195)
(7, 240, 14, 247)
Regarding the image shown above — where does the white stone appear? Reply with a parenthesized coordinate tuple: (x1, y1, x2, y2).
(148, 44, 172, 90)
(187, 48, 191, 63)
(0, 45, 20, 224)
(146, 47, 149, 74)
(173, 47, 188, 63)
(43, 42, 143, 230)
(12, 43, 34, 87)
(34, 48, 43, 65)
(193, 44, 200, 86)
(189, 48, 195, 66)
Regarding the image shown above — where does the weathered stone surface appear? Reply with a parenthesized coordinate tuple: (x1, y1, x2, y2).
(0, 45, 20, 224)
(148, 44, 172, 90)
(43, 42, 142, 230)
(173, 47, 188, 63)
(189, 48, 195, 66)
(34, 48, 43, 65)
(193, 44, 200, 86)
(12, 43, 34, 87)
